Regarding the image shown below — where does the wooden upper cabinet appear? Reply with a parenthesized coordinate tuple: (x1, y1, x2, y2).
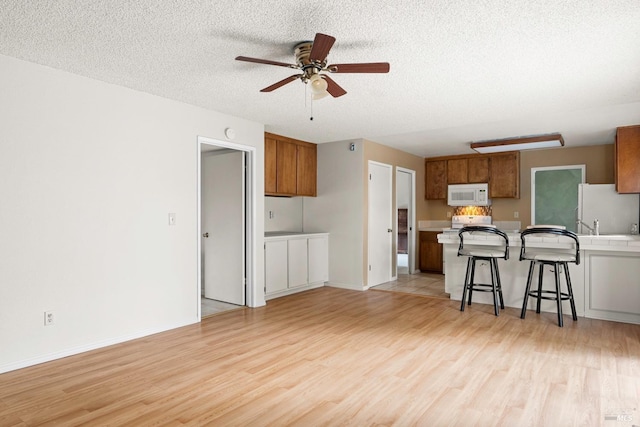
(447, 159, 468, 184)
(468, 157, 490, 183)
(615, 125, 640, 193)
(446, 157, 490, 184)
(425, 160, 447, 199)
(264, 132, 317, 197)
(296, 143, 317, 196)
(489, 152, 520, 198)
(276, 140, 298, 195)
(424, 151, 519, 199)
(264, 137, 277, 194)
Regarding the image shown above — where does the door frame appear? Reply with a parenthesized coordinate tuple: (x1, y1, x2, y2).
(396, 167, 416, 275)
(197, 136, 256, 318)
(366, 160, 393, 289)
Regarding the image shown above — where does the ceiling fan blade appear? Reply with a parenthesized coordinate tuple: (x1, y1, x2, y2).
(327, 62, 390, 73)
(236, 56, 296, 68)
(260, 75, 301, 92)
(323, 75, 347, 98)
(309, 33, 336, 63)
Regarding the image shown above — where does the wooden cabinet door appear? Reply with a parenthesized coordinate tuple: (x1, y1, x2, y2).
(264, 137, 277, 194)
(397, 209, 408, 254)
(447, 159, 468, 184)
(616, 125, 640, 193)
(276, 140, 297, 195)
(468, 157, 490, 183)
(296, 143, 317, 196)
(425, 160, 447, 199)
(419, 231, 443, 273)
(489, 152, 520, 198)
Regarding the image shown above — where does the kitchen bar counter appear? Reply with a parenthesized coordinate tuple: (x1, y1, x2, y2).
(438, 231, 640, 324)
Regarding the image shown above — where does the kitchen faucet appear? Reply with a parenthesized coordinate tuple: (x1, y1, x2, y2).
(574, 206, 600, 235)
(576, 218, 599, 235)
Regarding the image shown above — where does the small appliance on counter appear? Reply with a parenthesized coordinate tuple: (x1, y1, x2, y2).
(451, 215, 492, 229)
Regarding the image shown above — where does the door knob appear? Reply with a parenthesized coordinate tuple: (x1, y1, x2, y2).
(202, 232, 209, 238)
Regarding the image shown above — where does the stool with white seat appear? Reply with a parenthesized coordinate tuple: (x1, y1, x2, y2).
(519, 226, 580, 327)
(457, 225, 509, 316)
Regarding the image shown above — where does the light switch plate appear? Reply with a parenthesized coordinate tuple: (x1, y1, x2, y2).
(169, 213, 176, 225)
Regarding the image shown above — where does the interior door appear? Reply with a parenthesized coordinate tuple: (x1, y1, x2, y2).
(202, 150, 245, 305)
(396, 168, 415, 275)
(368, 161, 393, 287)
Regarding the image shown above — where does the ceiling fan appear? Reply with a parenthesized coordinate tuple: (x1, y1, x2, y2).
(235, 33, 390, 99)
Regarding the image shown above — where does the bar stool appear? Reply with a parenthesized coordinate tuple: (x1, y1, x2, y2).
(457, 225, 509, 316)
(519, 226, 580, 327)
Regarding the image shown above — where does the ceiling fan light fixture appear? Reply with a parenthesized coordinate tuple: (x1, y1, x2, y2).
(308, 74, 329, 99)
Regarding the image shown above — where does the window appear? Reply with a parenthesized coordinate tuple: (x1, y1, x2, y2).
(531, 165, 585, 231)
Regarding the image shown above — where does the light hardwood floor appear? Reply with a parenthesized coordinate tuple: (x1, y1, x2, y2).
(1, 287, 639, 426)
(201, 297, 243, 318)
(372, 272, 448, 299)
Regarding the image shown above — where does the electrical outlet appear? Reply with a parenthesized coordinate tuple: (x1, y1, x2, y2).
(44, 311, 54, 326)
(269, 211, 275, 219)
(514, 211, 519, 218)
(446, 211, 452, 218)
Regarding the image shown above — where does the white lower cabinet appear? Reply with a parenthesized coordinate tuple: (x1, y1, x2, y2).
(584, 251, 640, 324)
(265, 233, 329, 300)
(265, 240, 288, 294)
(287, 238, 309, 288)
(308, 236, 329, 284)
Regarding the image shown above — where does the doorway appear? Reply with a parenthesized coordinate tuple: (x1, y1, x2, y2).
(396, 167, 416, 275)
(197, 136, 256, 318)
(367, 161, 393, 288)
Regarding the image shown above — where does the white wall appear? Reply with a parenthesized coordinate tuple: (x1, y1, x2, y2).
(264, 196, 303, 232)
(0, 54, 265, 373)
(303, 140, 364, 289)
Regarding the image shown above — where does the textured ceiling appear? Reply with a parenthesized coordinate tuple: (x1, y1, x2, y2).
(1, 1, 639, 156)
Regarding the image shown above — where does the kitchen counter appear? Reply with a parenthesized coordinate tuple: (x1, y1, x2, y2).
(265, 231, 329, 240)
(438, 231, 640, 324)
(438, 230, 640, 252)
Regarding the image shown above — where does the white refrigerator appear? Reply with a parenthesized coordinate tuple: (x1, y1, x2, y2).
(577, 184, 640, 234)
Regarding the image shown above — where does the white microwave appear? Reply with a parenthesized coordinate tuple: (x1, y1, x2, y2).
(447, 183, 491, 206)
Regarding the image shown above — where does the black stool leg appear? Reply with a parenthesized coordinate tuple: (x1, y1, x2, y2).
(493, 258, 505, 309)
(460, 257, 473, 312)
(554, 263, 564, 327)
(467, 258, 477, 307)
(536, 262, 544, 314)
(489, 258, 499, 316)
(563, 262, 578, 322)
(521, 261, 535, 319)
